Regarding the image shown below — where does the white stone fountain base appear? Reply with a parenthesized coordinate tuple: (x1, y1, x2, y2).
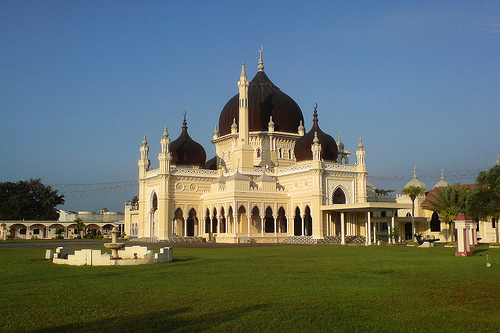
(48, 245, 173, 266)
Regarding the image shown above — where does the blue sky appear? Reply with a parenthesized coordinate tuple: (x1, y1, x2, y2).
(1, 1, 499, 212)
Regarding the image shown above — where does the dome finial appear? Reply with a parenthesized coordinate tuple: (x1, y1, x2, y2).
(258, 45, 264, 72)
(182, 111, 188, 131)
(413, 166, 417, 179)
(312, 103, 319, 126)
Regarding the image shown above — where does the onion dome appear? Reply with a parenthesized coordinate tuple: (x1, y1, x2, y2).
(170, 113, 206, 167)
(433, 169, 450, 188)
(404, 167, 427, 191)
(294, 105, 338, 162)
(218, 50, 304, 135)
(204, 156, 217, 170)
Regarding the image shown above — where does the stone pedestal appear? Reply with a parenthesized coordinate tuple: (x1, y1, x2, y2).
(455, 219, 472, 257)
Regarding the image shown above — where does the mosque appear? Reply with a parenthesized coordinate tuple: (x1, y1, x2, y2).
(124, 49, 413, 244)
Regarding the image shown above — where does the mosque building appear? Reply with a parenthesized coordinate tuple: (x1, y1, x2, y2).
(124, 49, 410, 244)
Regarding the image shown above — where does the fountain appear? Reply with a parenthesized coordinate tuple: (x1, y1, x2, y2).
(49, 226, 173, 265)
(104, 227, 125, 259)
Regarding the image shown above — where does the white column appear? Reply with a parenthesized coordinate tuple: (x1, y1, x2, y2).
(341, 212, 345, 245)
(261, 215, 265, 236)
(373, 223, 377, 244)
(247, 215, 251, 237)
(217, 216, 221, 234)
(273, 216, 277, 235)
(366, 212, 371, 246)
(391, 216, 395, 244)
(233, 214, 238, 236)
(184, 218, 187, 237)
(302, 215, 305, 236)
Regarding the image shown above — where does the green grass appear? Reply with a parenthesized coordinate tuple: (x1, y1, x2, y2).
(1, 245, 499, 332)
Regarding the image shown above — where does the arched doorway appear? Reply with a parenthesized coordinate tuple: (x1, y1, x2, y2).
(277, 207, 287, 233)
(187, 209, 197, 236)
(265, 207, 274, 233)
(220, 207, 226, 233)
(205, 208, 211, 233)
(294, 207, 302, 236)
(174, 208, 184, 237)
(304, 206, 312, 236)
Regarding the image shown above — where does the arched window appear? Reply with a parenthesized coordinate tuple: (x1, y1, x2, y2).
(256, 148, 261, 158)
(278, 207, 287, 233)
(332, 188, 346, 204)
(430, 212, 441, 232)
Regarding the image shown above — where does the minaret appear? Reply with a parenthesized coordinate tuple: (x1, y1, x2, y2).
(139, 136, 150, 178)
(238, 62, 250, 145)
(234, 57, 255, 172)
(159, 127, 171, 173)
(356, 138, 367, 203)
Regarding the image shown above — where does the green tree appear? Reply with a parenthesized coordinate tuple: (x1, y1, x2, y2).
(402, 185, 425, 241)
(422, 183, 470, 242)
(0, 179, 65, 220)
(74, 218, 85, 239)
(466, 165, 500, 242)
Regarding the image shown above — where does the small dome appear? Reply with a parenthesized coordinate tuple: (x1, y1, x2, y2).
(170, 114, 206, 167)
(433, 169, 450, 188)
(218, 52, 304, 136)
(294, 106, 338, 162)
(405, 167, 427, 191)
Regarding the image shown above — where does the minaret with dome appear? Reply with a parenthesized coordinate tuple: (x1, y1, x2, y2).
(125, 47, 410, 244)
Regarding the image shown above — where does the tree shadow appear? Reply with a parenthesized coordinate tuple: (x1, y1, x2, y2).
(33, 303, 269, 333)
(472, 248, 489, 256)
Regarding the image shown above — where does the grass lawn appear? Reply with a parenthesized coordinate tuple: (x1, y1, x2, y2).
(0, 244, 499, 332)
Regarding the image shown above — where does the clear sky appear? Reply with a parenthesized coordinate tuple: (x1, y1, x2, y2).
(1, 1, 499, 212)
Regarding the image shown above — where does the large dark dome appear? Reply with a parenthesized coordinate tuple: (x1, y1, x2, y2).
(294, 107, 338, 162)
(170, 115, 206, 167)
(218, 69, 304, 136)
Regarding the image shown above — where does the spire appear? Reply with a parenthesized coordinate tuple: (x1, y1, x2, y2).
(440, 168, 445, 181)
(142, 135, 148, 146)
(413, 166, 418, 179)
(163, 126, 169, 139)
(182, 111, 188, 132)
(213, 125, 219, 139)
(231, 118, 238, 134)
(240, 61, 247, 78)
(312, 103, 319, 128)
(358, 138, 364, 149)
(258, 45, 264, 72)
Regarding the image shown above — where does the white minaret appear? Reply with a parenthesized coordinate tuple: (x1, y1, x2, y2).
(238, 62, 250, 145)
(139, 136, 150, 178)
(159, 127, 171, 173)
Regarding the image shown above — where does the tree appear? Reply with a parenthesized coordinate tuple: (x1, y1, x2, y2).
(466, 165, 500, 242)
(422, 183, 470, 242)
(74, 218, 85, 239)
(0, 179, 65, 220)
(402, 185, 425, 241)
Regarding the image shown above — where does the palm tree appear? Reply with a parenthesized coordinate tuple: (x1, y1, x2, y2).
(422, 183, 470, 242)
(402, 185, 425, 241)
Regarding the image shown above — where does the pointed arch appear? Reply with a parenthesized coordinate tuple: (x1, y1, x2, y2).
(332, 187, 346, 204)
(430, 211, 441, 232)
(277, 206, 287, 233)
(265, 206, 274, 233)
(186, 208, 197, 236)
(205, 208, 211, 233)
(220, 206, 226, 233)
(294, 206, 302, 236)
(212, 207, 218, 233)
(304, 206, 312, 236)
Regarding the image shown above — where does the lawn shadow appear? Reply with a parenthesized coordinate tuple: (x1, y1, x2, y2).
(33, 303, 269, 333)
(472, 248, 489, 256)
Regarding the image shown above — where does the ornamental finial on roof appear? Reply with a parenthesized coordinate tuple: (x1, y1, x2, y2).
(258, 45, 264, 72)
(182, 111, 188, 131)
